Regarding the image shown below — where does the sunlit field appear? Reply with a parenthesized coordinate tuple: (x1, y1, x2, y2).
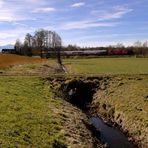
(0, 77, 66, 147)
(63, 58, 148, 74)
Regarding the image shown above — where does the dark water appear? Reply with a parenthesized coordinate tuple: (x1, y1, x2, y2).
(89, 116, 135, 148)
(67, 86, 136, 148)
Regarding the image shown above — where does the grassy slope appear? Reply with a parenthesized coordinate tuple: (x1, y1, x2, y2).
(0, 76, 98, 148)
(92, 75, 148, 147)
(0, 77, 65, 147)
(63, 58, 148, 74)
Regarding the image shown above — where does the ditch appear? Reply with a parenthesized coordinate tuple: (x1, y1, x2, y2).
(49, 77, 137, 148)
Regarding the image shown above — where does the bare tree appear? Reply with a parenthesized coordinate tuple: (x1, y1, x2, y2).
(133, 41, 143, 55)
(116, 43, 124, 48)
(34, 29, 47, 57)
(24, 33, 33, 47)
(52, 31, 62, 65)
(142, 41, 148, 55)
(143, 41, 148, 48)
(15, 29, 63, 63)
(32, 37, 37, 48)
(14, 39, 22, 54)
(23, 33, 33, 56)
(134, 41, 142, 47)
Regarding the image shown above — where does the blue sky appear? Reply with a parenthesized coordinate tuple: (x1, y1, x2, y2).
(0, 0, 148, 47)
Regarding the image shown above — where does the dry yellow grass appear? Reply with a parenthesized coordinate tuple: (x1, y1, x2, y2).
(92, 75, 148, 147)
(0, 54, 47, 68)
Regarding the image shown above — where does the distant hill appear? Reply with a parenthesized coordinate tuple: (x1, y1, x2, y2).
(0, 44, 14, 51)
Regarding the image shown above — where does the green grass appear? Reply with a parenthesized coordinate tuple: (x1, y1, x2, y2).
(0, 77, 66, 147)
(63, 58, 148, 74)
(93, 75, 148, 147)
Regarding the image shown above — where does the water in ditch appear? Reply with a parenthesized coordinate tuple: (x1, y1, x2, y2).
(89, 116, 135, 148)
(66, 80, 136, 148)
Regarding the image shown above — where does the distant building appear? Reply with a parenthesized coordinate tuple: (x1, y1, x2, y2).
(2, 49, 16, 54)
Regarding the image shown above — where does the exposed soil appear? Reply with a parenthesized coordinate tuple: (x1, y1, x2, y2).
(0, 54, 47, 68)
(48, 76, 105, 147)
(50, 98, 104, 148)
(48, 75, 148, 148)
(91, 75, 148, 148)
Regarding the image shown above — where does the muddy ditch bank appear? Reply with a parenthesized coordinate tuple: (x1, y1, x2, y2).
(46, 75, 148, 148)
(49, 98, 104, 148)
(47, 76, 105, 148)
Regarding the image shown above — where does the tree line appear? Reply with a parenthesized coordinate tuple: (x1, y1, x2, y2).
(65, 41, 148, 56)
(15, 29, 62, 64)
(14, 28, 148, 58)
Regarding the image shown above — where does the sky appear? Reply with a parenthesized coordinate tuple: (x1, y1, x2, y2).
(0, 0, 148, 47)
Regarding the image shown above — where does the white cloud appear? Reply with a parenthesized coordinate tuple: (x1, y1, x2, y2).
(0, 0, 4, 8)
(0, 27, 35, 45)
(92, 6, 133, 20)
(0, 32, 17, 39)
(0, 1, 36, 22)
(0, 9, 26, 22)
(32, 7, 56, 13)
(70, 2, 85, 8)
(61, 20, 117, 30)
(25, 0, 42, 3)
(0, 1, 16, 22)
(0, 10, 35, 22)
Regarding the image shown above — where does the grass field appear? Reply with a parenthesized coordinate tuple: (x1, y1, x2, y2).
(0, 76, 96, 147)
(1, 54, 148, 75)
(63, 58, 148, 74)
(0, 77, 66, 147)
(0, 55, 147, 147)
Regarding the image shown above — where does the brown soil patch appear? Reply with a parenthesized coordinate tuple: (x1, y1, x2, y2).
(0, 54, 47, 68)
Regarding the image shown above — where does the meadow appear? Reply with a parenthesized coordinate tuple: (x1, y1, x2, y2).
(0, 54, 148, 75)
(0, 54, 147, 147)
(0, 77, 67, 147)
(63, 57, 148, 74)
